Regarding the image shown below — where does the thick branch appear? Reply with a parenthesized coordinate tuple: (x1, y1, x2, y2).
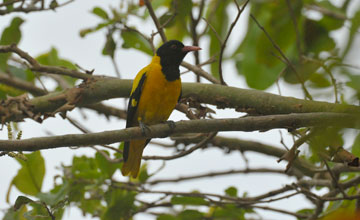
(0, 113, 359, 152)
(2, 77, 360, 123)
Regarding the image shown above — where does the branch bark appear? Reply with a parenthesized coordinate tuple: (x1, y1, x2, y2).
(2, 77, 360, 123)
(0, 112, 359, 152)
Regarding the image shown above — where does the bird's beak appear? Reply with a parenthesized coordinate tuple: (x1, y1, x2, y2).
(182, 46, 202, 52)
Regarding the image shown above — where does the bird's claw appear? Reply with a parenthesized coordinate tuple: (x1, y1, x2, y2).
(165, 120, 176, 131)
(139, 121, 151, 136)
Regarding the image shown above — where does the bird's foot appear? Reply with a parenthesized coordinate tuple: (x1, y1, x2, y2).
(165, 120, 176, 131)
(139, 121, 151, 136)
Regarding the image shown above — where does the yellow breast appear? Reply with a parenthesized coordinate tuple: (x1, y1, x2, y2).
(136, 56, 181, 124)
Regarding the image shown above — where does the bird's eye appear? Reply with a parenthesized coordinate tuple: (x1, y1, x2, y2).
(170, 44, 177, 49)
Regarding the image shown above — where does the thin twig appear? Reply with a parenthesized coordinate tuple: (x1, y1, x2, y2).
(218, 0, 249, 85)
(323, 159, 348, 198)
(181, 61, 221, 84)
(189, 0, 205, 82)
(250, 14, 313, 100)
(148, 168, 289, 185)
(305, 4, 347, 20)
(285, 0, 302, 58)
(201, 17, 222, 44)
(144, 0, 167, 42)
(143, 132, 217, 160)
(0, 72, 47, 96)
(0, 44, 91, 79)
(111, 56, 121, 78)
(0, 0, 74, 15)
(323, 66, 339, 103)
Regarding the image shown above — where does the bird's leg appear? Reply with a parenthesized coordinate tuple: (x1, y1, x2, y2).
(139, 121, 151, 136)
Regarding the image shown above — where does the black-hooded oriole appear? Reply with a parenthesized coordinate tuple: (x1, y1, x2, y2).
(121, 40, 201, 178)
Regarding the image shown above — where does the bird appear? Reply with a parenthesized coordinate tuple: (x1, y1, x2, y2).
(121, 40, 201, 178)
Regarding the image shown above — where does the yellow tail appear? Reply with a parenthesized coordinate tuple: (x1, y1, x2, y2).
(121, 139, 147, 178)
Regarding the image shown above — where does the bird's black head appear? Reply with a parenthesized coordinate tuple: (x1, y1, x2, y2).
(156, 40, 201, 81)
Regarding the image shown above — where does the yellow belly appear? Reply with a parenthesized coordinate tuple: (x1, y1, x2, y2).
(136, 65, 181, 125)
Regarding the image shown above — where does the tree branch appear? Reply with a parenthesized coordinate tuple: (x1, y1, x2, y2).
(0, 44, 92, 79)
(188, 135, 318, 177)
(2, 77, 360, 123)
(0, 72, 47, 96)
(0, 0, 74, 15)
(181, 61, 221, 84)
(0, 112, 359, 152)
(218, 0, 249, 85)
(147, 168, 292, 185)
(144, 0, 167, 42)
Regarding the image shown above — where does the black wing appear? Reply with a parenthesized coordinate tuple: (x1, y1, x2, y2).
(123, 73, 147, 162)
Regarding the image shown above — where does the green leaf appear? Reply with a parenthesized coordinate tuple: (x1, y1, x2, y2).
(170, 196, 209, 206)
(102, 33, 116, 58)
(79, 199, 104, 216)
(316, 1, 345, 31)
(92, 7, 109, 20)
(12, 151, 45, 196)
(0, 17, 24, 45)
(36, 47, 76, 69)
(159, 12, 177, 28)
(37, 181, 69, 206)
(121, 29, 153, 55)
(225, 186, 238, 197)
(303, 19, 336, 54)
(157, 214, 180, 220)
(163, 0, 192, 41)
(8, 65, 28, 80)
(351, 133, 360, 157)
(3, 205, 27, 220)
(346, 74, 360, 99)
(79, 21, 113, 38)
(308, 72, 331, 88)
(342, 10, 360, 58)
(95, 151, 120, 178)
(0, 17, 24, 70)
(178, 210, 203, 220)
(138, 163, 150, 183)
(35, 48, 78, 86)
(72, 156, 102, 179)
(102, 189, 136, 220)
(49, 0, 58, 10)
(14, 196, 34, 211)
(212, 204, 245, 219)
(296, 208, 314, 216)
(283, 60, 321, 84)
(24, 202, 51, 220)
(235, 1, 301, 89)
(0, 83, 25, 98)
(2, 0, 15, 11)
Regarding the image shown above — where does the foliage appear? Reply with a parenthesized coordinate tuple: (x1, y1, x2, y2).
(1, 0, 360, 220)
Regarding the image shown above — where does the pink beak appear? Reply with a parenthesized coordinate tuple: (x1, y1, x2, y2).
(182, 46, 202, 52)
